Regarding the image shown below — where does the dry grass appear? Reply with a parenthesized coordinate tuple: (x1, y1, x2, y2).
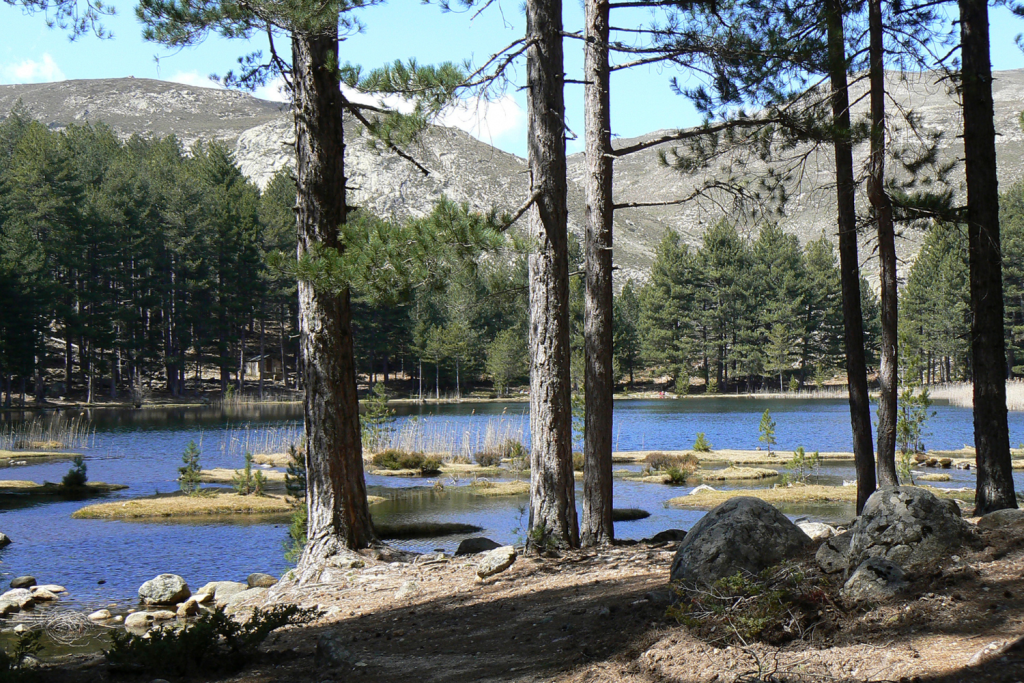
(698, 466, 780, 481)
(929, 380, 1024, 411)
(0, 414, 92, 451)
(253, 452, 291, 467)
(667, 483, 972, 509)
(613, 449, 854, 465)
(918, 473, 952, 482)
(467, 480, 530, 496)
(71, 492, 297, 518)
(199, 468, 286, 486)
(0, 480, 126, 494)
(0, 450, 83, 460)
(383, 414, 527, 464)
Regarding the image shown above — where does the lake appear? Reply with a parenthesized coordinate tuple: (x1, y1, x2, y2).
(0, 397, 1021, 618)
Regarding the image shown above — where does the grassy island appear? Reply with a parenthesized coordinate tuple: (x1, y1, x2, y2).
(612, 449, 855, 466)
(72, 492, 387, 519)
(667, 483, 973, 510)
(466, 480, 529, 496)
(0, 450, 83, 461)
(0, 480, 126, 496)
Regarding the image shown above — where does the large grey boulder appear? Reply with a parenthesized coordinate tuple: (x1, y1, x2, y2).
(138, 574, 190, 605)
(0, 589, 34, 610)
(847, 487, 969, 572)
(841, 557, 907, 603)
(196, 580, 247, 607)
(670, 497, 812, 586)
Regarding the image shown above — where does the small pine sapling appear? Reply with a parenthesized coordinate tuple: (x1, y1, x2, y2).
(360, 382, 396, 453)
(178, 440, 203, 496)
(61, 455, 88, 488)
(232, 452, 265, 496)
(693, 432, 712, 452)
(758, 409, 777, 455)
(785, 446, 820, 483)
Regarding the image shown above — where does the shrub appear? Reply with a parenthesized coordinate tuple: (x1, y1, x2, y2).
(664, 467, 690, 484)
(420, 457, 442, 475)
(105, 605, 319, 677)
(474, 449, 503, 468)
(0, 630, 42, 682)
(61, 455, 88, 488)
(693, 432, 712, 452)
(284, 444, 306, 503)
(572, 451, 584, 472)
(233, 452, 266, 496)
(645, 452, 699, 473)
(179, 440, 202, 496)
(371, 449, 427, 471)
(788, 377, 800, 393)
(507, 440, 529, 474)
(784, 446, 820, 483)
(361, 382, 395, 453)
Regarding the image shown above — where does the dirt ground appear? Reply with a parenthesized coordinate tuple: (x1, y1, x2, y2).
(39, 519, 1024, 683)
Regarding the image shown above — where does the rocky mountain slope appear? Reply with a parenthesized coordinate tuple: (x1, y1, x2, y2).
(4, 72, 1024, 283)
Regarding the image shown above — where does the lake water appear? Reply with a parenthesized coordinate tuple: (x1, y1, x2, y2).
(0, 397, 1022, 619)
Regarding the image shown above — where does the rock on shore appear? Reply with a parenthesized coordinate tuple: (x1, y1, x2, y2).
(139, 574, 190, 605)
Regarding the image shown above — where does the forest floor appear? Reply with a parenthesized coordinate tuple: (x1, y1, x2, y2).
(42, 514, 1024, 683)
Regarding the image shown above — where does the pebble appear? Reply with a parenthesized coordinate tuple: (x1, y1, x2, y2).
(88, 609, 113, 621)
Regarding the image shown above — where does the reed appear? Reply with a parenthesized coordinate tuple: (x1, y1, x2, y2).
(218, 423, 304, 460)
(0, 414, 93, 451)
(750, 386, 850, 399)
(928, 380, 1024, 411)
(383, 414, 527, 463)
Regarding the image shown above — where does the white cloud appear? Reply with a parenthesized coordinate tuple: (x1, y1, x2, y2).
(438, 95, 527, 154)
(253, 75, 290, 103)
(0, 54, 65, 84)
(167, 71, 223, 90)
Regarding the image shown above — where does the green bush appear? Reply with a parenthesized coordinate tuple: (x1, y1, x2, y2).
(664, 466, 689, 484)
(784, 446, 820, 483)
(371, 449, 427, 471)
(692, 432, 712, 452)
(420, 457, 442, 475)
(179, 440, 202, 496)
(284, 503, 307, 564)
(61, 455, 88, 488)
(105, 605, 319, 677)
(474, 449, 503, 468)
(0, 630, 42, 682)
(788, 377, 800, 393)
(572, 451, 585, 472)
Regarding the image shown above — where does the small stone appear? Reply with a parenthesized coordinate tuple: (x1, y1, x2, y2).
(150, 610, 176, 622)
(394, 581, 418, 600)
(455, 537, 502, 555)
(125, 612, 156, 630)
(967, 640, 1015, 667)
(88, 609, 112, 622)
(12, 624, 27, 633)
(138, 574, 190, 605)
(30, 590, 58, 602)
(316, 632, 353, 667)
(477, 546, 517, 578)
(0, 533, 11, 548)
(112, 615, 123, 623)
(177, 597, 200, 617)
(797, 521, 836, 541)
(841, 557, 907, 603)
(247, 572, 277, 588)
(10, 576, 35, 590)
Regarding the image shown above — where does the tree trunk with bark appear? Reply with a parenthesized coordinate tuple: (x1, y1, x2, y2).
(959, 0, 1018, 514)
(293, 31, 377, 571)
(826, 0, 877, 514)
(869, 0, 899, 488)
(526, 0, 579, 550)
(582, 0, 614, 547)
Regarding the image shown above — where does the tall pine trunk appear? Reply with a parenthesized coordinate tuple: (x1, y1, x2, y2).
(869, 0, 899, 487)
(293, 31, 376, 570)
(526, 0, 579, 549)
(826, 0, 876, 513)
(959, 0, 1018, 514)
(582, 0, 614, 547)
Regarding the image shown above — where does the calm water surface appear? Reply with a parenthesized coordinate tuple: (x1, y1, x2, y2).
(0, 397, 1021, 616)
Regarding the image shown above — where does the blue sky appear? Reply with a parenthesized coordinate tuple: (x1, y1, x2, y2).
(2, 1, 1024, 158)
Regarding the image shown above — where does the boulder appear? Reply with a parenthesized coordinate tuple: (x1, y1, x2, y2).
(977, 508, 1024, 532)
(797, 522, 836, 541)
(30, 589, 58, 602)
(31, 585, 65, 594)
(0, 601, 19, 616)
(847, 487, 969, 572)
(196, 581, 247, 607)
(10, 576, 35, 590)
(176, 597, 200, 618)
(0, 533, 11, 548)
(247, 573, 277, 588)
(644, 529, 687, 545)
(455, 537, 502, 555)
(138, 574, 190, 605)
(816, 531, 853, 574)
(670, 497, 812, 586)
(477, 546, 517, 578)
(0, 589, 34, 610)
(124, 611, 157, 630)
(224, 587, 267, 617)
(841, 557, 907, 602)
(88, 609, 112, 622)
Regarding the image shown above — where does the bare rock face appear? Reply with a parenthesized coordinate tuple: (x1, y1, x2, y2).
(138, 574, 190, 605)
(841, 557, 907, 603)
(847, 487, 969, 572)
(670, 497, 812, 587)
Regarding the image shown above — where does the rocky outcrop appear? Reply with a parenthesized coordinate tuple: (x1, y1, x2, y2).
(847, 487, 969, 572)
(138, 574, 190, 605)
(670, 497, 812, 586)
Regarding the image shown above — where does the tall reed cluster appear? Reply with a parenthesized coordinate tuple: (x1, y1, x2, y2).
(0, 414, 94, 451)
(928, 380, 1024, 411)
